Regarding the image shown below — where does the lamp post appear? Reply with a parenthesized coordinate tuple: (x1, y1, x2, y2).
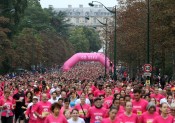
(89, 1, 117, 81)
(147, 0, 150, 64)
(146, 0, 150, 82)
(85, 17, 108, 78)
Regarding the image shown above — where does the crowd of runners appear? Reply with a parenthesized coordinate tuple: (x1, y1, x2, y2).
(0, 62, 175, 123)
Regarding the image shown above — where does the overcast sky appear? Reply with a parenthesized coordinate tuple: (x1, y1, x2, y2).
(40, 0, 117, 8)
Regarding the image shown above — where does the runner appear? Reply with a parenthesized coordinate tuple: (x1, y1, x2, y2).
(44, 103, 68, 123)
(25, 96, 39, 123)
(34, 93, 52, 123)
(153, 102, 173, 123)
(88, 97, 107, 123)
(68, 109, 85, 123)
(140, 102, 159, 123)
(0, 89, 14, 123)
(101, 107, 120, 123)
(118, 101, 139, 123)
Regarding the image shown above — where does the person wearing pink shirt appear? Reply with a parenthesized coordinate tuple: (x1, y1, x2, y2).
(88, 97, 107, 123)
(132, 89, 148, 116)
(119, 101, 139, 123)
(103, 86, 113, 109)
(74, 93, 90, 121)
(101, 107, 120, 123)
(110, 98, 124, 117)
(170, 103, 175, 123)
(34, 93, 52, 123)
(25, 96, 39, 123)
(44, 103, 68, 123)
(94, 84, 105, 97)
(150, 87, 164, 103)
(153, 102, 173, 123)
(60, 98, 72, 114)
(0, 89, 14, 123)
(140, 102, 159, 123)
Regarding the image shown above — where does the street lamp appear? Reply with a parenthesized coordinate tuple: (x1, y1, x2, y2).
(146, 0, 150, 82)
(147, 0, 150, 64)
(0, 8, 15, 14)
(89, 1, 117, 81)
(85, 16, 108, 78)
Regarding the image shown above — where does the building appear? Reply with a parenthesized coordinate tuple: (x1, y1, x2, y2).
(54, 4, 113, 27)
(54, 5, 114, 52)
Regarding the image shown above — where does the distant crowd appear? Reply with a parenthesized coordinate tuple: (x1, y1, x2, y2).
(0, 62, 175, 123)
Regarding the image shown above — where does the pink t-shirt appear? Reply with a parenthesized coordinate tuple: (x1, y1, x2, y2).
(118, 113, 139, 123)
(60, 106, 72, 114)
(26, 104, 38, 123)
(44, 113, 68, 123)
(153, 115, 173, 123)
(140, 111, 159, 123)
(103, 96, 113, 109)
(88, 106, 107, 123)
(117, 106, 125, 117)
(172, 116, 175, 123)
(34, 101, 52, 123)
(101, 117, 120, 123)
(0, 97, 14, 117)
(74, 103, 90, 118)
(132, 99, 148, 116)
(150, 94, 164, 102)
(94, 89, 105, 97)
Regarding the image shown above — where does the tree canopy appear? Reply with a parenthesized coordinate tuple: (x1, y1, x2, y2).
(109, 0, 175, 77)
(0, 0, 102, 73)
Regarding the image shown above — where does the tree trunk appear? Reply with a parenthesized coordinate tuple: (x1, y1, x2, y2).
(161, 47, 165, 76)
(173, 51, 175, 80)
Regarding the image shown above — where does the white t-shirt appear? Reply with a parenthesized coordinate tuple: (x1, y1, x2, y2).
(27, 102, 33, 108)
(68, 117, 85, 123)
(48, 97, 59, 104)
(75, 98, 91, 105)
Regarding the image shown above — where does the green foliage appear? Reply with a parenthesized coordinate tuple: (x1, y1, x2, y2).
(0, 0, 75, 72)
(69, 27, 101, 53)
(50, 10, 71, 38)
(69, 27, 89, 52)
(83, 27, 101, 52)
(0, 0, 102, 73)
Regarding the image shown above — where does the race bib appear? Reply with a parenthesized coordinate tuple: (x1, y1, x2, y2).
(42, 112, 49, 117)
(147, 119, 153, 123)
(79, 110, 84, 115)
(137, 110, 142, 115)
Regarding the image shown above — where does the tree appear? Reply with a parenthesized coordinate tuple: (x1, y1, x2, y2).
(83, 27, 101, 52)
(49, 10, 71, 38)
(68, 27, 90, 53)
(112, 0, 175, 78)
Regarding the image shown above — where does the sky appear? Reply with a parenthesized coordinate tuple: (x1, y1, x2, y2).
(40, 0, 117, 8)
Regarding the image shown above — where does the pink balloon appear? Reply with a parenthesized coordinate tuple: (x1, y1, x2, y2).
(62, 53, 111, 71)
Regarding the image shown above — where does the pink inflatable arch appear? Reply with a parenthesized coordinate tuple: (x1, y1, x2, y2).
(62, 53, 111, 71)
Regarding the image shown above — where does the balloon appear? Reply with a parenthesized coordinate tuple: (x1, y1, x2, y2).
(62, 53, 111, 71)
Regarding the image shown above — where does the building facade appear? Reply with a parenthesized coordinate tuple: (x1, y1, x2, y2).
(54, 4, 113, 27)
(54, 5, 114, 52)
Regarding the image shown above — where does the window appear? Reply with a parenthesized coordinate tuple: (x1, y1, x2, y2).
(85, 12, 89, 16)
(76, 12, 80, 16)
(85, 18, 88, 23)
(93, 18, 96, 23)
(76, 18, 79, 23)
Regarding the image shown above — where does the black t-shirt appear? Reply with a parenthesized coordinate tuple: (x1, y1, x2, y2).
(13, 92, 25, 112)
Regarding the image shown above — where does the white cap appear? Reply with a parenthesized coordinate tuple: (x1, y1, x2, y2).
(33, 96, 38, 100)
